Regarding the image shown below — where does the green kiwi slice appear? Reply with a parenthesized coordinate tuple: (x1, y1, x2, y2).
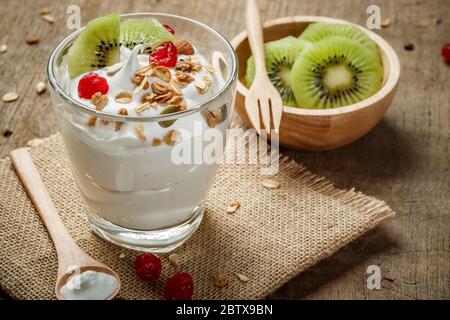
(120, 18, 175, 53)
(299, 22, 378, 53)
(291, 36, 383, 109)
(245, 36, 311, 107)
(68, 13, 121, 78)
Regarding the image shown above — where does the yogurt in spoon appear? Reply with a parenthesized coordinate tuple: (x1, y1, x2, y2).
(60, 270, 118, 300)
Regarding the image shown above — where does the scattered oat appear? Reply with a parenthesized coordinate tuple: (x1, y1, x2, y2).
(202, 109, 222, 128)
(35, 81, 47, 95)
(118, 252, 126, 259)
(133, 76, 148, 94)
(143, 82, 179, 104)
(2, 92, 19, 103)
(0, 44, 7, 54)
(39, 7, 50, 15)
(135, 64, 154, 77)
(26, 36, 40, 45)
(188, 55, 201, 64)
(100, 118, 111, 125)
(86, 117, 97, 126)
(167, 95, 187, 111)
(132, 74, 144, 85)
(174, 71, 194, 86)
(191, 63, 202, 72)
(163, 129, 180, 146)
(106, 62, 123, 76)
(174, 40, 195, 55)
(153, 66, 172, 82)
(134, 123, 146, 142)
(381, 18, 391, 28)
(175, 60, 193, 72)
(203, 75, 212, 86)
(168, 253, 181, 267)
(141, 92, 158, 105)
(214, 273, 229, 288)
(154, 92, 172, 103)
(205, 65, 217, 73)
(226, 200, 240, 214)
(194, 79, 206, 91)
(186, 56, 202, 72)
(27, 138, 45, 147)
(152, 137, 162, 146)
(115, 108, 128, 131)
(135, 101, 152, 113)
(90, 92, 108, 110)
(115, 90, 133, 104)
(261, 178, 280, 189)
(194, 77, 211, 94)
(152, 82, 171, 95)
(41, 14, 55, 24)
(236, 273, 249, 283)
(170, 79, 182, 95)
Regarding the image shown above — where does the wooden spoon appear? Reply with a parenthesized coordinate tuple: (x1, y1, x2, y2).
(245, 0, 283, 133)
(9, 148, 121, 300)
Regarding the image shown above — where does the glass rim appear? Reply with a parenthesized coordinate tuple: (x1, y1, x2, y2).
(47, 12, 238, 123)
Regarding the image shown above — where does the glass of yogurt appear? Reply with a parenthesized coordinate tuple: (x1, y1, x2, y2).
(47, 13, 237, 252)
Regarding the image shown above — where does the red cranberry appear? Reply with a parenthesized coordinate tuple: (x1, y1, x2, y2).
(150, 42, 178, 68)
(77, 73, 109, 99)
(442, 43, 450, 64)
(164, 272, 194, 300)
(135, 253, 162, 282)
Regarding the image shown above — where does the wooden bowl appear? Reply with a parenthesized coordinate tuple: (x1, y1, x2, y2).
(231, 16, 400, 151)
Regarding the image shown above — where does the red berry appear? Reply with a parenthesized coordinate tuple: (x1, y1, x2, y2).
(150, 42, 178, 68)
(77, 73, 109, 99)
(163, 24, 175, 35)
(164, 272, 194, 300)
(135, 253, 162, 282)
(442, 43, 450, 64)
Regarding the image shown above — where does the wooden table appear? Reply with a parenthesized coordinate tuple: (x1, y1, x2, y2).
(0, 0, 448, 300)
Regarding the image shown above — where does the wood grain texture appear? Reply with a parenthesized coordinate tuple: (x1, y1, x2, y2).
(0, 0, 449, 300)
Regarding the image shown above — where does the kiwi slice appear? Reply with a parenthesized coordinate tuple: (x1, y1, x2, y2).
(120, 18, 175, 53)
(291, 36, 383, 109)
(245, 36, 311, 107)
(299, 22, 378, 53)
(68, 13, 121, 78)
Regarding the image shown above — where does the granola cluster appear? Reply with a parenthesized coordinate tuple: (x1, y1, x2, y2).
(85, 39, 218, 146)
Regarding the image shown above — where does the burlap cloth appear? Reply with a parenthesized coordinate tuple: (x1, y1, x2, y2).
(0, 133, 394, 300)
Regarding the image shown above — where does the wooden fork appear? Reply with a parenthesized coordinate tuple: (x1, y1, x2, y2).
(245, 0, 283, 134)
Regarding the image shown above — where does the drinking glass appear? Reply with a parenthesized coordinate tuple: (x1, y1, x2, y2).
(47, 13, 238, 252)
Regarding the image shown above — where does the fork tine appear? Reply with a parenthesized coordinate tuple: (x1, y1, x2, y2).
(244, 95, 261, 133)
(260, 99, 271, 133)
(271, 97, 283, 134)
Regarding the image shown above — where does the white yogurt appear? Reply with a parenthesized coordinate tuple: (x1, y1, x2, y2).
(58, 44, 227, 230)
(60, 270, 118, 300)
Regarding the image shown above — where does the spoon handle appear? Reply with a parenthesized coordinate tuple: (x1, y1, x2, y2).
(9, 148, 78, 255)
(246, 0, 267, 75)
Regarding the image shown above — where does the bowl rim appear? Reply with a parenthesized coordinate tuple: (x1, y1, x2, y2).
(231, 15, 401, 117)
